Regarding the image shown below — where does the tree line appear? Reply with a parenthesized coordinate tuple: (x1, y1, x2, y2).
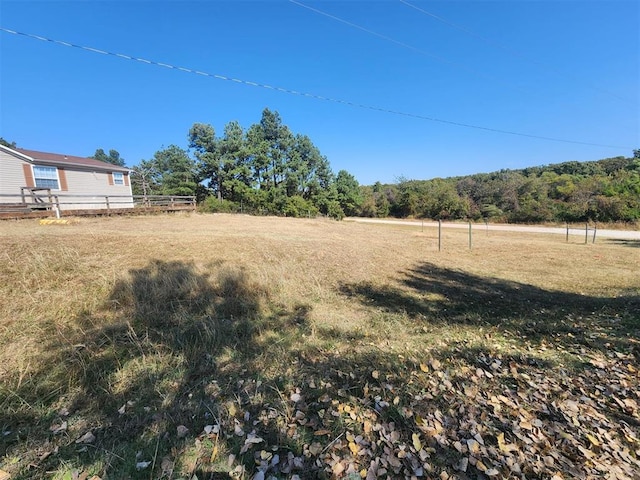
(129, 108, 361, 219)
(4, 125, 639, 223)
(359, 152, 640, 223)
(76, 133, 640, 224)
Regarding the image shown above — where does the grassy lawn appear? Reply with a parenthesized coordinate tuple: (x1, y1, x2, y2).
(1, 213, 638, 479)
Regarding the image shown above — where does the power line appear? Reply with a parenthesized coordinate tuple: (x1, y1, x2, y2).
(398, 0, 631, 104)
(290, 0, 634, 117)
(288, 0, 530, 96)
(289, 0, 453, 65)
(0, 27, 632, 150)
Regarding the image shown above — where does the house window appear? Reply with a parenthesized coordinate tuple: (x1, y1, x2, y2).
(33, 166, 59, 189)
(113, 172, 124, 185)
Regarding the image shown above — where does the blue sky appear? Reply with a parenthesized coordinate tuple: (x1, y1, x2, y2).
(1, 0, 638, 185)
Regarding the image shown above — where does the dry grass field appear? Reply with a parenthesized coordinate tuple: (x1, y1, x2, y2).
(0, 213, 638, 479)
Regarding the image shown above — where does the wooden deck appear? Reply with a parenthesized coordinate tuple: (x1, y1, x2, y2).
(0, 193, 197, 220)
(0, 204, 196, 220)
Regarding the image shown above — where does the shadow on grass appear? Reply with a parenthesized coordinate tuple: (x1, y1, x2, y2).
(340, 262, 640, 358)
(605, 238, 640, 248)
(0, 260, 312, 479)
(2, 260, 639, 479)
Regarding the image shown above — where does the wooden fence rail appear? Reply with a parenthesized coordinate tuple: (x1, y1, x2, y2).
(0, 192, 196, 219)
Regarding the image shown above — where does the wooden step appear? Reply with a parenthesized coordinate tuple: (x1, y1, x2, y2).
(0, 203, 31, 213)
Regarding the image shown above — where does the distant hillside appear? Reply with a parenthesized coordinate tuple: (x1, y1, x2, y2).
(358, 154, 640, 223)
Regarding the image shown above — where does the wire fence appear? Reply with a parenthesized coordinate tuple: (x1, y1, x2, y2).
(348, 218, 640, 248)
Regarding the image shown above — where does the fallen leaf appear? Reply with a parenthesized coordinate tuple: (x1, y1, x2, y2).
(260, 450, 271, 461)
(348, 441, 358, 455)
(226, 401, 237, 417)
(466, 438, 480, 455)
(308, 442, 323, 455)
(364, 420, 372, 433)
(244, 435, 264, 444)
(252, 471, 265, 480)
(160, 457, 174, 475)
(50, 421, 68, 434)
(204, 424, 218, 434)
(586, 433, 600, 447)
(75, 431, 95, 444)
(456, 457, 469, 472)
(412, 433, 422, 451)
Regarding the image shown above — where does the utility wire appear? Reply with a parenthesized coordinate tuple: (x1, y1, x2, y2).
(0, 27, 632, 150)
(291, 0, 634, 116)
(288, 0, 531, 96)
(398, 0, 631, 103)
(289, 0, 462, 68)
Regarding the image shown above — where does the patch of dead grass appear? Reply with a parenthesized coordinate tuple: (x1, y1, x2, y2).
(0, 213, 638, 478)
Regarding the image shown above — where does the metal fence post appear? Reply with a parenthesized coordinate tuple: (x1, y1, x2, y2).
(585, 223, 588, 244)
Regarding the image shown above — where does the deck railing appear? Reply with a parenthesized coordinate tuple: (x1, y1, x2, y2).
(0, 190, 196, 217)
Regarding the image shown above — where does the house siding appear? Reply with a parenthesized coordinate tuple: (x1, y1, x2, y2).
(0, 150, 30, 202)
(60, 169, 134, 209)
(1, 147, 134, 210)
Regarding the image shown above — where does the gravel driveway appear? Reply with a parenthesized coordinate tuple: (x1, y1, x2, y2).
(347, 218, 640, 240)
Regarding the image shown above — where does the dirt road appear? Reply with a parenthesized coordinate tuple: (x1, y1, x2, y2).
(347, 218, 640, 240)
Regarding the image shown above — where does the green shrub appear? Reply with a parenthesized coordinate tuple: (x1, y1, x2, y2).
(326, 200, 345, 220)
(199, 196, 238, 213)
(282, 195, 318, 218)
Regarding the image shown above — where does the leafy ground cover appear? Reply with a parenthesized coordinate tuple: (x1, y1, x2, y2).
(0, 214, 638, 479)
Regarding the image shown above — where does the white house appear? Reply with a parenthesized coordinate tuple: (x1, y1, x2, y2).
(0, 145, 133, 211)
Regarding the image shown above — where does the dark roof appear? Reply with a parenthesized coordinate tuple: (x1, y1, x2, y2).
(15, 148, 130, 172)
